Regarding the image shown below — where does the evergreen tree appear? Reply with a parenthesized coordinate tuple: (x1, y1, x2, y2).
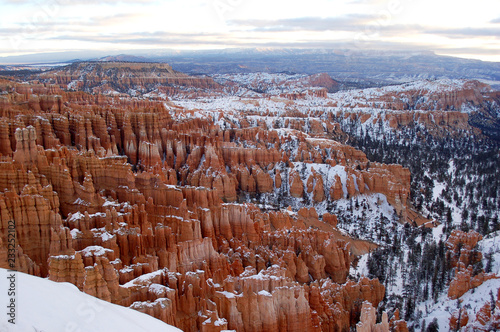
(426, 318, 439, 332)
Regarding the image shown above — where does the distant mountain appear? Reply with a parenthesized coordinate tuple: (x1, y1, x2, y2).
(1, 48, 499, 88)
(148, 49, 500, 88)
(96, 54, 150, 62)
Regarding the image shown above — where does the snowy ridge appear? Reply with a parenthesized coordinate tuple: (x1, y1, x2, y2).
(333, 79, 489, 100)
(212, 72, 327, 95)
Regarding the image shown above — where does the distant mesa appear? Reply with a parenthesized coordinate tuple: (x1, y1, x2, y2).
(37, 61, 220, 96)
(96, 54, 151, 62)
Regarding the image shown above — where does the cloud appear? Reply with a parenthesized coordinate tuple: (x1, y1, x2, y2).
(48, 31, 226, 46)
(229, 15, 375, 32)
(426, 27, 500, 38)
(1, 27, 498, 63)
(229, 16, 428, 40)
(0, 13, 145, 38)
(37, 30, 497, 58)
(90, 13, 145, 26)
(230, 16, 500, 42)
(433, 47, 500, 56)
(3, 0, 156, 4)
(491, 17, 500, 24)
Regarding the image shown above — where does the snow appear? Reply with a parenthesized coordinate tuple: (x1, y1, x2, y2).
(292, 162, 348, 198)
(68, 211, 107, 222)
(432, 224, 446, 242)
(51, 254, 75, 260)
(103, 199, 120, 207)
(350, 253, 369, 277)
(68, 211, 85, 222)
(418, 279, 500, 331)
(330, 79, 484, 106)
(332, 193, 398, 243)
(217, 291, 239, 299)
(73, 197, 91, 206)
(100, 231, 114, 242)
(70, 228, 82, 239)
(80, 246, 113, 257)
(123, 269, 168, 288)
(432, 181, 446, 201)
(214, 318, 228, 326)
(148, 284, 170, 296)
(0, 268, 181, 332)
(167, 77, 485, 139)
(479, 231, 500, 275)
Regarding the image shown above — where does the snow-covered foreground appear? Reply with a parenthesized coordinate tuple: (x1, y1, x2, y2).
(0, 268, 181, 332)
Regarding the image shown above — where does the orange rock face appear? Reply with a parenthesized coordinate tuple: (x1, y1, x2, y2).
(442, 230, 500, 330)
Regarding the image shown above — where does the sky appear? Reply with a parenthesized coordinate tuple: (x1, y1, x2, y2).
(0, 0, 499, 62)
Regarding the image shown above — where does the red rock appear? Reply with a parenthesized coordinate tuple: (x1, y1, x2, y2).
(13, 126, 39, 164)
(356, 301, 389, 332)
(252, 166, 274, 193)
(389, 309, 409, 332)
(330, 174, 344, 200)
(322, 213, 338, 228)
(449, 308, 469, 331)
(448, 265, 498, 299)
(446, 230, 483, 268)
(290, 170, 304, 198)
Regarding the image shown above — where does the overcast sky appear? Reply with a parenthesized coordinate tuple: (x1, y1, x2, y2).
(0, 0, 499, 61)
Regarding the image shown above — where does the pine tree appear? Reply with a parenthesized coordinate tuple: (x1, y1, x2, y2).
(426, 318, 439, 332)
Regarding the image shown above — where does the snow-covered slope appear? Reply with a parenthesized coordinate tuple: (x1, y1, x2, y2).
(0, 268, 181, 332)
(418, 279, 500, 331)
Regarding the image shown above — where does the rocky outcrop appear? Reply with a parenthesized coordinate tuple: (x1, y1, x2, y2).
(389, 309, 409, 332)
(446, 231, 497, 299)
(356, 301, 389, 332)
(437, 229, 500, 331)
(449, 307, 469, 331)
(448, 264, 498, 300)
(470, 295, 500, 331)
(289, 170, 305, 198)
(334, 80, 496, 139)
(0, 182, 64, 275)
(305, 73, 340, 93)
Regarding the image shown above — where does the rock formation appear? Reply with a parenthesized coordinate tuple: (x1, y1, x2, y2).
(356, 301, 388, 332)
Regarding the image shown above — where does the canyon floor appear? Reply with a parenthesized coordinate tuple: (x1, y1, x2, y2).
(0, 62, 499, 331)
